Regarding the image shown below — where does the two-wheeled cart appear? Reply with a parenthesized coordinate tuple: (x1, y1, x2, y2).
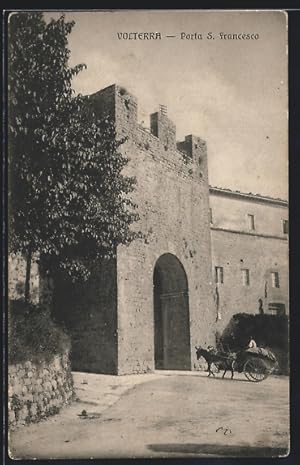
(235, 347, 278, 382)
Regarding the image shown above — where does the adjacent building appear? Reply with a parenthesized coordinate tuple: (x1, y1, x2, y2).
(209, 187, 288, 334)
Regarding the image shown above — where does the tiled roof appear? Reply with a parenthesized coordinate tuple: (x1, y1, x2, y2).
(209, 186, 288, 206)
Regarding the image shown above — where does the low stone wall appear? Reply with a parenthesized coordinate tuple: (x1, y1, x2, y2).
(8, 351, 74, 428)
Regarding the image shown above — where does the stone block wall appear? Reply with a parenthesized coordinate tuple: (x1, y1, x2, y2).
(8, 351, 74, 428)
(89, 84, 216, 374)
(115, 172, 216, 374)
(52, 259, 118, 374)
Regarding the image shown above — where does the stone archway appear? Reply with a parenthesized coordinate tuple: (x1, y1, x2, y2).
(153, 253, 191, 370)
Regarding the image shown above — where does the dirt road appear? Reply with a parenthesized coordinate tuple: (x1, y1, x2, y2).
(9, 371, 289, 459)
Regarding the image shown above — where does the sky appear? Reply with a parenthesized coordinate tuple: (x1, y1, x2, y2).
(51, 10, 288, 199)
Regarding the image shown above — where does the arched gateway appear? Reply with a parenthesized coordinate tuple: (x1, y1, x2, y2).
(48, 84, 215, 375)
(153, 253, 191, 370)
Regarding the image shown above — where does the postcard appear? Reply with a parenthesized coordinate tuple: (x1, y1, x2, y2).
(7, 9, 289, 459)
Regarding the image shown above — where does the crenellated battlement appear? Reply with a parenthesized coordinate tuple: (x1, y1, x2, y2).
(89, 84, 208, 181)
(150, 106, 177, 151)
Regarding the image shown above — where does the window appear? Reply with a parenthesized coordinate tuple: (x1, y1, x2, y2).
(241, 269, 250, 286)
(271, 271, 280, 288)
(215, 266, 224, 284)
(282, 220, 288, 234)
(209, 208, 213, 224)
(247, 214, 255, 230)
(268, 303, 285, 316)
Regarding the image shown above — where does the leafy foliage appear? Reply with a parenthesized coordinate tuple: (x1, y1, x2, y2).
(221, 313, 288, 350)
(220, 313, 289, 374)
(9, 299, 71, 363)
(9, 12, 141, 287)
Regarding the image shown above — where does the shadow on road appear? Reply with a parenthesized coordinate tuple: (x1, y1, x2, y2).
(147, 443, 289, 457)
(207, 376, 250, 383)
(156, 370, 250, 382)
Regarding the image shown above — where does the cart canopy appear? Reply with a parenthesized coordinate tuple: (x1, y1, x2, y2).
(244, 347, 277, 362)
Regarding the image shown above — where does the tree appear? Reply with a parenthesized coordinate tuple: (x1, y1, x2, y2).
(8, 12, 141, 302)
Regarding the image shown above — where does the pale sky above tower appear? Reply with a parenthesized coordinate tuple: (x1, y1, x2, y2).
(47, 10, 288, 199)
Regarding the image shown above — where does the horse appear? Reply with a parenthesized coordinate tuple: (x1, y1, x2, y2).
(195, 346, 236, 379)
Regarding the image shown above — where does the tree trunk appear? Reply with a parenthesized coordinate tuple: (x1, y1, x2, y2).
(24, 244, 32, 303)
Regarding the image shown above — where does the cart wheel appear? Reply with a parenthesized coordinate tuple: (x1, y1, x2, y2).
(243, 357, 269, 382)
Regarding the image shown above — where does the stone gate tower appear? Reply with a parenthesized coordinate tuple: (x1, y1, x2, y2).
(53, 84, 216, 374)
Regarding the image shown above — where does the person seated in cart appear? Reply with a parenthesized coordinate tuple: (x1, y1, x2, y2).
(247, 336, 257, 349)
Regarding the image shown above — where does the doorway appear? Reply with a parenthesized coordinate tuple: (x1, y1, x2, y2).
(153, 253, 191, 370)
